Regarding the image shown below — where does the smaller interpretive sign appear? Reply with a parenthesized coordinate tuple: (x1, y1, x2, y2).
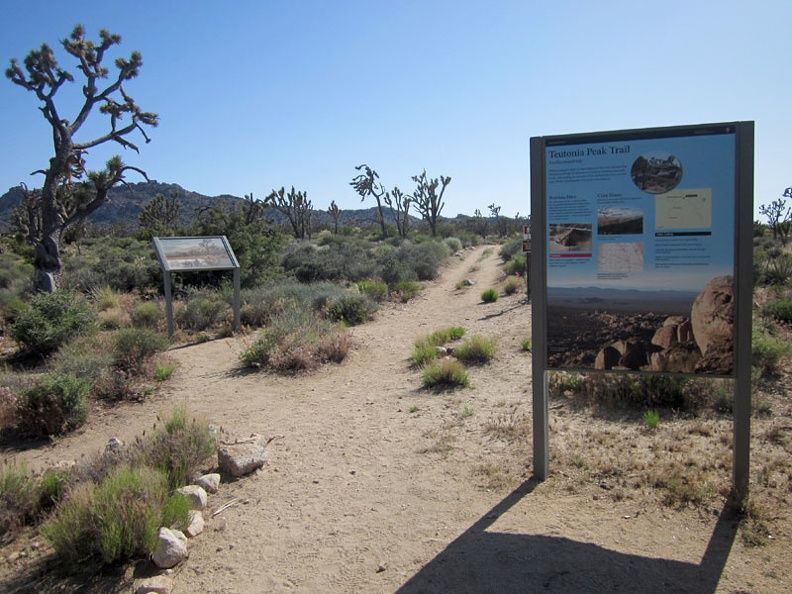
(152, 236, 239, 272)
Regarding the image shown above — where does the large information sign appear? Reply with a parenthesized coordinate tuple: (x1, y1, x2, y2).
(530, 122, 754, 500)
(543, 125, 740, 376)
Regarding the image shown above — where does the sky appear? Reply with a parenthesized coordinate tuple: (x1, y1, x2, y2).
(0, 0, 789, 221)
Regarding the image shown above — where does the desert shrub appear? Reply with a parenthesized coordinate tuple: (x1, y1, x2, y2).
(0, 462, 40, 541)
(481, 288, 499, 303)
(444, 237, 463, 253)
(137, 406, 217, 490)
(240, 305, 351, 373)
(11, 291, 97, 357)
(454, 335, 496, 364)
(499, 236, 523, 261)
(520, 337, 532, 351)
(356, 279, 388, 302)
(324, 293, 377, 326)
(503, 276, 522, 295)
(752, 327, 792, 375)
(379, 257, 417, 287)
(89, 286, 121, 311)
(392, 280, 421, 302)
(175, 293, 228, 332)
(50, 335, 115, 381)
(37, 467, 69, 512)
(422, 359, 470, 390)
(281, 240, 377, 283)
(61, 238, 162, 294)
(154, 359, 177, 381)
(549, 371, 725, 412)
(763, 297, 792, 324)
(758, 252, 792, 286)
(131, 301, 165, 328)
(503, 254, 527, 277)
(409, 341, 438, 368)
(643, 409, 660, 429)
(17, 373, 91, 437)
(113, 327, 170, 373)
(0, 253, 33, 323)
(41, 465, 169, 570)
(425, 326, 465, 346)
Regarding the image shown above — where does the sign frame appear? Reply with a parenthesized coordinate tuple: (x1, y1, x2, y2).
(529, 122, 754, 503)
(152, 236, 241, 337)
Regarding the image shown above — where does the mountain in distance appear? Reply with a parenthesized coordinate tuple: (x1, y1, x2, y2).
(0, 181, 459, 232)
(548, 285, 699, 315)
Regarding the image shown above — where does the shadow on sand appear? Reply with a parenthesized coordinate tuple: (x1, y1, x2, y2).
(395, 477, 739, 594)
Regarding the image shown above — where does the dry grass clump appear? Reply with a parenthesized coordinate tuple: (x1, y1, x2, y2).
(240, 305, 352, 373)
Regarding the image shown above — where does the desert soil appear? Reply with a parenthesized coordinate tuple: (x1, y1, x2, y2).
(3, 245, 790, 593)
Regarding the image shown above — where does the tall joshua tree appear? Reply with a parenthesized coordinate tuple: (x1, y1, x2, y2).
(411, 170, 450, 237)
(350, 164, 388, 237)
(6, 25, 158, 291)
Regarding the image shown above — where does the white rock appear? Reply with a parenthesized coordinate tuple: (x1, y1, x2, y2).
(185, 510, 205, 537)
(151, 527, 188, 569)
(177, 485, 208, 510)
(134, 575, 173, 594)
(195, 473, 221, 494)
(217, 443, 268, 477)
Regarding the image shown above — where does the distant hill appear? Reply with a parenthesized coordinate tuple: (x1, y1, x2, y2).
(0, 181, 455, 233)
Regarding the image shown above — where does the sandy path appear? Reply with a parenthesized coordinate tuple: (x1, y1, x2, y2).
(5, 245, 788, 593)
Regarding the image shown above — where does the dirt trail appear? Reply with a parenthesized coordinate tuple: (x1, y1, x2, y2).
(5, 245, 788, 593)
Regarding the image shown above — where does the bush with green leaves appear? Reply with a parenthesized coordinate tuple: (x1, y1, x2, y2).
(392, 280, 421, 302)
(175, 293, 228, 332)
(356, 279, 388, 302)
(763, 297, 792, 324)
(454, 335, 496, 364)
(324, 293, 377, 326)
(752, 326, 792, 375)
(481, 288, 499, 303)
(10, 291, 97, 356)
(131, 300, 166, 328)
(61, 238, 162, 293)
(17, 373, 92, 437)
(503, 254, 527, 277)
(136, 405, 218, 490)
(499, 236, 524, 262)
(113, 327, 170, 373)
(422, 359, 470, 390)
(443, 237, 463, 253)
(41, 465, 178, 570)
(409, 341, 438, 368)
(0, 252, 33, 323)
(50, 335, 116, 381)
(0, 462, 40, 541)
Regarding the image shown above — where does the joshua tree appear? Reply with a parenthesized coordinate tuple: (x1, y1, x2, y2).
(350, 164, 388, 237)
(759, 188, 792, 245)
(6, 25, 157, 291)
(411, 170, 450, 237)
(383, 186, 410, 238)
(327, 200, 341, 234)
(266, 186, 313, 239)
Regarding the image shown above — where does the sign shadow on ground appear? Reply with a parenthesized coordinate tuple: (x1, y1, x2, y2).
(395, 477, 738, 594)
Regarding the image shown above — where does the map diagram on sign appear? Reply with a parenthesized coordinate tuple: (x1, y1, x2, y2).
(655, 188, 712, 229)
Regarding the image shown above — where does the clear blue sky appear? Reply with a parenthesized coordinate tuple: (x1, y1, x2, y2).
(1, 0, 788, 220)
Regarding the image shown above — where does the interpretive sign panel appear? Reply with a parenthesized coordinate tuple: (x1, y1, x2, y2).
(152, 236, 239, 272)
(152, 236, 240, 337)
(530, 121, 754, 501)
(540, 124, 740, 376)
